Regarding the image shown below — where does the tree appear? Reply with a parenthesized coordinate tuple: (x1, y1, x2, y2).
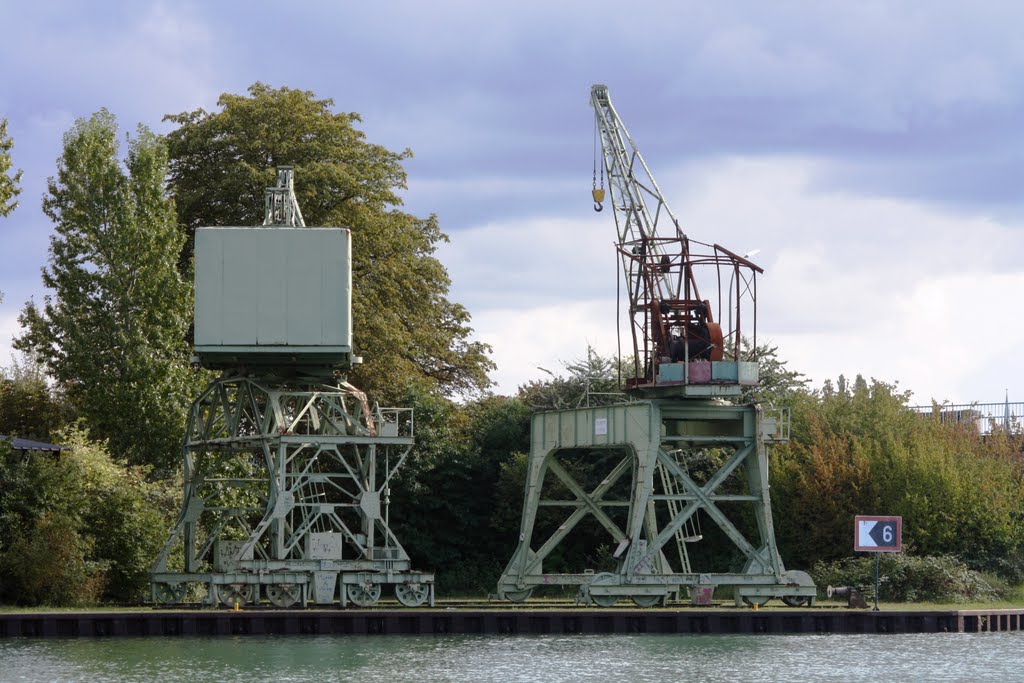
(0, 355, 71, 441)
(517, 346, 628, 410)
(16, 110, 201, 472)
(0, 117, 21, 218)
(770, 375, 1024, 581)
(388, 387, 531, 593)
(164, 83, 493, 400)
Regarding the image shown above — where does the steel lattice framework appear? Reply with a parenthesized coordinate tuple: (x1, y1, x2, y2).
(496, 85, 814, 607)
(592, 84, 762, 388)
(152, 375, 430, 607)
(151, 168, 432, 608)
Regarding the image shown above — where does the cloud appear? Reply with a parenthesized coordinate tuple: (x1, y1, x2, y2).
(4, 0, 1024, 409)
(681, 24, 840, 99)
(437, 213, 616, 310)
(671, 157, 1024, 402)
(0, 311, 22, 371)
(442, 155, 1024, 402)
(468, 300, 620, 395)
(0, 2, 220, 125)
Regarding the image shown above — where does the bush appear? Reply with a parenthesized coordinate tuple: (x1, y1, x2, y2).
(0, 512, 107, 606)
(811, 554, 998, 603)
(0, 425, 177, 605)
(771, 377, 1024, 582)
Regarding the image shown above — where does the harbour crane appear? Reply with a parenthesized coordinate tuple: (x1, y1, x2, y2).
(496, 85, 814, 607)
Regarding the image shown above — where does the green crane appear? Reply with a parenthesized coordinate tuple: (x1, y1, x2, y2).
(496, 86, 814, 607)
(151, 168, 433, 608)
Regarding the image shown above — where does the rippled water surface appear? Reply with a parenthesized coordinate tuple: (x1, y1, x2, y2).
(1, 632, 1020, 682)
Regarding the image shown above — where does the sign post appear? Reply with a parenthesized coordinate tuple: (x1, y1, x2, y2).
(854, 515, 902, 611)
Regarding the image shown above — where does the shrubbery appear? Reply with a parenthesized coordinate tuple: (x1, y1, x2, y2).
(811, 553, 999, 603)
(771, 376, 1024, 583)
(0, 425, 177, 605)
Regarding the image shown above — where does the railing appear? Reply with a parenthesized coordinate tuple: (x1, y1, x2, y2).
(375, 407, 414, 438)
(760, 406, 791, 443)
(910, 401, 1024, 435)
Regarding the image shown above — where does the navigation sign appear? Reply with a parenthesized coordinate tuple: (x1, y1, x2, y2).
(854, 515, 902, 552)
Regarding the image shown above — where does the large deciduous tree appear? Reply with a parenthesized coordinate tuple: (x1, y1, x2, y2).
(164, 83, 493, 400)
(0, 117, 21, 218)
(16, 110, 200, 472)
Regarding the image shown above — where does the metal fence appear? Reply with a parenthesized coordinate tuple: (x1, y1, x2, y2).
(910, 401, 1024, 435)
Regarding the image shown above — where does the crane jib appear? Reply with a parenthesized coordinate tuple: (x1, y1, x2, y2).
(589, 83, 762, 391)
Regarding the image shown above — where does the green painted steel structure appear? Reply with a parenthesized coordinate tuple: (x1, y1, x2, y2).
(151, 168, 432, 607)
(496, 87, 814, 606)
(496, 399, 813, 606)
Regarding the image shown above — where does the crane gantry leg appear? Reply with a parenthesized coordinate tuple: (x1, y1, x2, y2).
(497, 400, 814, 606)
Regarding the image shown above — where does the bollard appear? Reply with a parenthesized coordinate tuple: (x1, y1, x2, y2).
(827, 585, 868, 609)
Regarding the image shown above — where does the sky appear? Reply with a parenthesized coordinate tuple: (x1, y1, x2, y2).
(1, 0, 1023, 404)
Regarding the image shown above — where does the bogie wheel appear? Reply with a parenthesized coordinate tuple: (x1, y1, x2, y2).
(504, 588, 533, 603)
(347, 582, 382, 607)
(782, 595, 811, 607)
(741, 595, 771, 608)
(395, 583, 430, 608)
(267, 583, 301, 608)
(218, 583, 255, 608)
(631, 594, 661, 608)
(591, 594, 618, 607)
(154, 582, 187, 605)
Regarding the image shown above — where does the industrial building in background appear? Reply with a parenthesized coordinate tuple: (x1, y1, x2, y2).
(151, 167, 433, 608)
(497, 85, 815, 606)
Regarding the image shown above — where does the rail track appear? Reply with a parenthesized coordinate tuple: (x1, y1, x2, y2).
(148, 597, 813, 611)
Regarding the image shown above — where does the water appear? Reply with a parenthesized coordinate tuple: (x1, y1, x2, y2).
(0, 632, 1019, 682)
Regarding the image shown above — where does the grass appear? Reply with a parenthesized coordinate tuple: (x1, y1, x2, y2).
(813, 599, 1024, 611)
(3, 594, 1024, 614)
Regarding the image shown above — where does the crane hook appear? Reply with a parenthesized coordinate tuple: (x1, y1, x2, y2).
(592, 188, 605, 212)
(594, 201, 603, 212)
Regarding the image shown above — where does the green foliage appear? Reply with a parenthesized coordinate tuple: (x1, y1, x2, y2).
(0, 425, 176, 605)
(492, 451, 529, 544)
(164, 83, 493, 401)
(811, 554, 998, 603)
(771, 375, 1024, 582)
(517, 345, 628, 410)
(389, 388, 530, 594)
(0, 512, 106, 606)
(15, 110, 204, 472)
(0, 117, 21, 218)
(739, 339, 809, 405)
(0, 355, 72, 441)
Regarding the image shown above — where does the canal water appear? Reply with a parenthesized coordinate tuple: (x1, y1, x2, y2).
(0, 632, 1019, 682)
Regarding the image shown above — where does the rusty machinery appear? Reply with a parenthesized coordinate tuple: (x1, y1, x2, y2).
(496, 85, 814, 607)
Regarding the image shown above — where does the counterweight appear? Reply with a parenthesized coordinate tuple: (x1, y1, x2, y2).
(151, 167, 433, 608)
